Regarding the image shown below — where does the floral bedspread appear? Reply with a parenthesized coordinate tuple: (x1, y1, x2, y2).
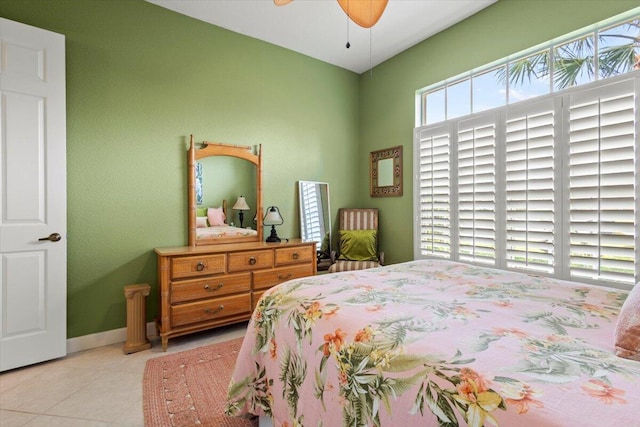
(196, 225, 257, 239)
(226, 260, 640, 427)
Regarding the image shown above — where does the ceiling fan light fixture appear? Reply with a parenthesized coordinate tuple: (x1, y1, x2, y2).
(337, 0, 388, 28)
(273, 0, 388, 29)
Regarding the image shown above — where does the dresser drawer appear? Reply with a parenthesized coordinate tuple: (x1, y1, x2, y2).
(253, 264, 314, 291)
(170, 293, 251, 327)
(171, 254, 226, 279)
(228, 249, 273, 272)
(171, 272, 251, 304)
(275, 245, 315, 266)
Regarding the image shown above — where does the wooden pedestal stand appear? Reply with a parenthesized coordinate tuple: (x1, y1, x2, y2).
(123, 283, 151, 354)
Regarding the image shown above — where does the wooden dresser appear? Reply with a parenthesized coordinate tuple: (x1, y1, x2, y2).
(155, 239, 316, 350)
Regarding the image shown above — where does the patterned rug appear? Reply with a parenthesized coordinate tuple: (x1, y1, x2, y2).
(143, 337, 258, 427)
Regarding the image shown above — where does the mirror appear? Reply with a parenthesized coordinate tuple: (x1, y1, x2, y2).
(298, 181, 331, 257)
(370, 145, 403, 197)
(188, 136, 263, 246)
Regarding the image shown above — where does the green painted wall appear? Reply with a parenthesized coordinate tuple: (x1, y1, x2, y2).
(0, 0, 360, 338)
(0, 0, 636, 339)
(358, 0, 639, 265)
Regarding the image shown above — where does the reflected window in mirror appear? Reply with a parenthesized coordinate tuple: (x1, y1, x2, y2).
(298, 181, 331, 258)
(370, 146, 403, 197)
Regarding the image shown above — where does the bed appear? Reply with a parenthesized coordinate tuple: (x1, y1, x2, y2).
(226, 259, 640, 427)
(195, 199, 258, 240)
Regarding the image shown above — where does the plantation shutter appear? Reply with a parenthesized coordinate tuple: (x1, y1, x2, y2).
(568, 79, 637, 285)
(505, 101, 556, 274)
(416, 126, 451, 258)
(300, 183, 321, 242)
(457, 115, 496, 265)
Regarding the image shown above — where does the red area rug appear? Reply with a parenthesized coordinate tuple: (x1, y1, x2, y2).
(143, 337, 258, 427)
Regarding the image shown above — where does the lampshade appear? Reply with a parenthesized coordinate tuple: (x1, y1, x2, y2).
(263, 206, 284, 226)
(232, 196, 250, 211)
(274, 0, 388, 29)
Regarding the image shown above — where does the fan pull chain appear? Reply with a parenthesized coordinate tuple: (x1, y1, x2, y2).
(345, 0, 351, 48)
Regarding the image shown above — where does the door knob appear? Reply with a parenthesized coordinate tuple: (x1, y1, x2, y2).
(38, 233, 62, 242)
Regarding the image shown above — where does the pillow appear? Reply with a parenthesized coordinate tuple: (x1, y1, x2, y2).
(207, 207, 226, 226)
(196, 216, 208, 228)
(614, 283, 640, 361)
(338, 229, 377, 261)
(320, 232, 330, 255)
(196, 207, 208, 217)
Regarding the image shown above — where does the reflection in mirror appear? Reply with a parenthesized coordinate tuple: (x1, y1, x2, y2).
(370, 145, 403, 197)
(298, 181, 331, 258)
(188, 136, 263, 246)
(196, 156, 256, 225)
(377, 158, 394, 186)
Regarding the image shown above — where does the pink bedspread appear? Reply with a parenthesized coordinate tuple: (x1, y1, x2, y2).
(226, 260, 640, 427)
(196, 225, 257, 239)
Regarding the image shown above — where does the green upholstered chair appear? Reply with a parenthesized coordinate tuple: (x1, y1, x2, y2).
(328, 208, 384, 273)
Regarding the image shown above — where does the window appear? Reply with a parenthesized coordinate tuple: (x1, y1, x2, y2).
(473, 67, 506, 113)
(447, 79, 471, 120)
(417, 10, 640, 127)
(414, 75, 639, 287)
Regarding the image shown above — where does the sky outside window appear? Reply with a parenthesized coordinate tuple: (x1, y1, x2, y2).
(472, 67, 506, 113)
(447, 79, 470, 119)
(425, 88, 445, 125)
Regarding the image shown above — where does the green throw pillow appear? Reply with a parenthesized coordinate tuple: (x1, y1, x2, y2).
(320, 232, 330, 255)
(196, 206, 208, 217)
(338, 229, 377, 261)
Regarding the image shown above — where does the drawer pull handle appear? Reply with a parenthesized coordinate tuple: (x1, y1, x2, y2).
(204, 305, 224, 315)
(292, 252, 299, 260)
(278, 273, 292, 280)
(249, 257, 257, 265)
(196, 262, 205, 271)
(204, 283, 224, 291)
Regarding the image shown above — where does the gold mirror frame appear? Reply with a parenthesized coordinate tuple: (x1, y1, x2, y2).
(370, 145, 402, 197)
(188, 135, 263, 246)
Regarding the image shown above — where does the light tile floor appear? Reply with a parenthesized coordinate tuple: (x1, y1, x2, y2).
(0, 323, 247, 427)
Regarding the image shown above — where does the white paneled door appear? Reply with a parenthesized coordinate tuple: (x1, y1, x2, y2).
(0, 18, 67, 371)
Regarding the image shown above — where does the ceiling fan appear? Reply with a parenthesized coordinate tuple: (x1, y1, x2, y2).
(274, 0, 389, 28)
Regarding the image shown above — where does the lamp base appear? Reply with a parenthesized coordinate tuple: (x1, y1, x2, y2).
(265, 225, 281, 242)
(238, 212, 244, 229)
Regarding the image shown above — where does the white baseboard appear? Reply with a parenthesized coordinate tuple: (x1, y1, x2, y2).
(66, 322, 158, 354)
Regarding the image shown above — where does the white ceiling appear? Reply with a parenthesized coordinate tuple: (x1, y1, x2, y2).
(147, 0, 496, 74)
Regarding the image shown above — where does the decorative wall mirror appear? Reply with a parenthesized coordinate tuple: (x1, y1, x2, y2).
(370, 145, 403, 197)
(187, 135, 263, 246)
(298, 181, 331, 256)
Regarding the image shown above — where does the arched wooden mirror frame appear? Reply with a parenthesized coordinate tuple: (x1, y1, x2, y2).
(188, 135, 263, 246)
